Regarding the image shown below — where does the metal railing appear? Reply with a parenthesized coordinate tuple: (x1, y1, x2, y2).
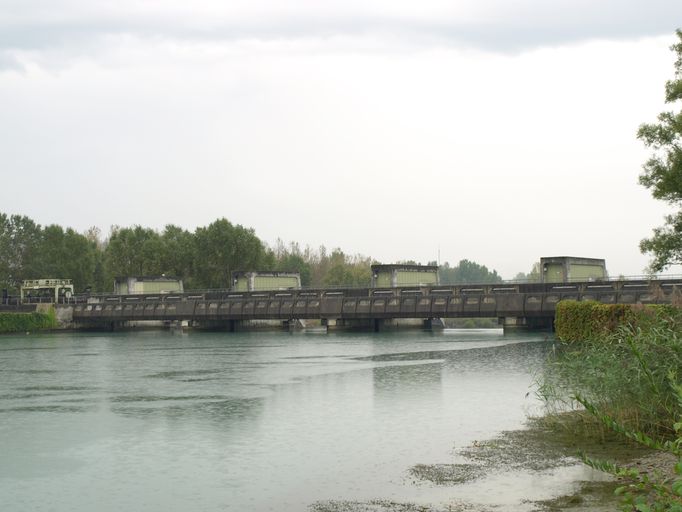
(7, 273, 682, 306)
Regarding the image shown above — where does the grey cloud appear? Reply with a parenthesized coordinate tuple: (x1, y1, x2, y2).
(0, 51, 24, 71)
(0, 1, 681, 55)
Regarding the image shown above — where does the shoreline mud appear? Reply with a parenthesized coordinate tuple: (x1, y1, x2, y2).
(311, 414, 676, 512)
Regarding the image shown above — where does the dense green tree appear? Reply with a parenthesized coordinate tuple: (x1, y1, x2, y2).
(638, 30, 682, 271)
(270, 240, 312, 286)
(1, 211, 498, 293)
(159, 225, 195, 282)
(323, 249, 372, 287)
(0, 214, 42, 291)
(278, 253, 311, 286)
(308, 245, 330, 287)
(0, 214, 10, 291)
(439, 259, 502, 284)
(104, 226, 164, 278)
(34, 225, 97, 291)
(84, 226, 107, 291)
(194, 218, 267, 288)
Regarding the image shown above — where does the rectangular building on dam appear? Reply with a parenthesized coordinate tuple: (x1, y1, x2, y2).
(231, 271, 301, 292)
(540, 257, 607, 283)
(371, 264, 439, 287)
(113, 276, 184, 294)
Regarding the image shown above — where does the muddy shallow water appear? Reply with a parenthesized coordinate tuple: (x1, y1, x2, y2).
(0, 329, 633, 511)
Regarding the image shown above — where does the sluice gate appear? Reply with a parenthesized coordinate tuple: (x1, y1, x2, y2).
(72, 279, 682, 327)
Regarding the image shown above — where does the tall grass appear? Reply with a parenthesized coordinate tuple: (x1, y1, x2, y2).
(538, 322, 682, 510)
(538, 325, 682, 438)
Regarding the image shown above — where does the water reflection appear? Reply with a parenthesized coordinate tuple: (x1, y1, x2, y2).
(0, 329, 556, 512)
(109, 396, 266, 426)
(372, 362, 444, 405)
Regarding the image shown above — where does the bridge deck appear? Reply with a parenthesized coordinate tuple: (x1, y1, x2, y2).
(71, 279, 682, 323)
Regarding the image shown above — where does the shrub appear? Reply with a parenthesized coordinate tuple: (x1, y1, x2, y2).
(0, 310, 57, 333)
(555, 301, 682, 343)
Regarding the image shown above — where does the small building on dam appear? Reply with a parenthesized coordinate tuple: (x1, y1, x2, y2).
(231, 271, 301, 292)
(113, 276, 184, 295)
(540, 257, 608, 283)
(371, 264, 439, 288)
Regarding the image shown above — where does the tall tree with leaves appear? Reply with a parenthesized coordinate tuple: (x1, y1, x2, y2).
(159, 225, 195, 282)
(104, 226, 164, 278)
(0, 214, 42, 291)
(639, 30, 682, 271)
(439, 259, 502, 284)
(194, 218, 267, 288)
(34, 225, 97, 291)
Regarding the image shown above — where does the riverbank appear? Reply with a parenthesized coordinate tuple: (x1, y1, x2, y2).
(538, 301, 682, 510)
(0, 308, 57, 333)
(311, 412, 670, 512)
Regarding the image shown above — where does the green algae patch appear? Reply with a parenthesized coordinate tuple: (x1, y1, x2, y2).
(310, 499, 489, 512)
(408, 414, 653, 503)
(529, 480, 621, 512)
(408, 463, 484, 485)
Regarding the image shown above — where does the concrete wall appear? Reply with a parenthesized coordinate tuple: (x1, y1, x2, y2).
(233, 273, 301, 291)
(569, 264, 606, 281)
(544, 264, 565, 283)
(396, 269, 438, 286)
(114, 278, 183, 294)
(135, 281, 183, 293)
(234, 276, 249, 292)
(253, 275, 299, 290)
(375, 272, 392, 287)
(373, 268, 439, 287)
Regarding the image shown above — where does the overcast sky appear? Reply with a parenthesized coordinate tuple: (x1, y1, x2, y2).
(1, 1, 682, 278)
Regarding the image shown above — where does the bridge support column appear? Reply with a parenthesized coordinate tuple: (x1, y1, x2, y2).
(321, 318, 339, 332)
(168, 320, 187, 333)
(285, 319, 306, 331)
(109, 320, 124, 332)
(326, 319, 375, 331)
(425, 318, 445, 330)
(499, 316, 553, 333)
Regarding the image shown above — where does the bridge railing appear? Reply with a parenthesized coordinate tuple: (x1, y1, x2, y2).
(77, 273, 682, 297)
(11, 274, 682, 306)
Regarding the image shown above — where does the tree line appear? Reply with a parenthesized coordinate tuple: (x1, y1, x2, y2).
(0, 212, 506, 293)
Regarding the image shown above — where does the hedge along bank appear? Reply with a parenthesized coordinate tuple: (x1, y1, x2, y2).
(554, 301, 682, 342)
(0, 308, 57, 334)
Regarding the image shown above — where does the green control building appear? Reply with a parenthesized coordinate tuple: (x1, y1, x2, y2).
(540, 257, 607, 283)
(114, 276, 184, 294)
(231, 271, 301, 292)
(371, 264, 439, 288)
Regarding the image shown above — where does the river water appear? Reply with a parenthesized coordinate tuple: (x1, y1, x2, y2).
(0, 329, 603, 511)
